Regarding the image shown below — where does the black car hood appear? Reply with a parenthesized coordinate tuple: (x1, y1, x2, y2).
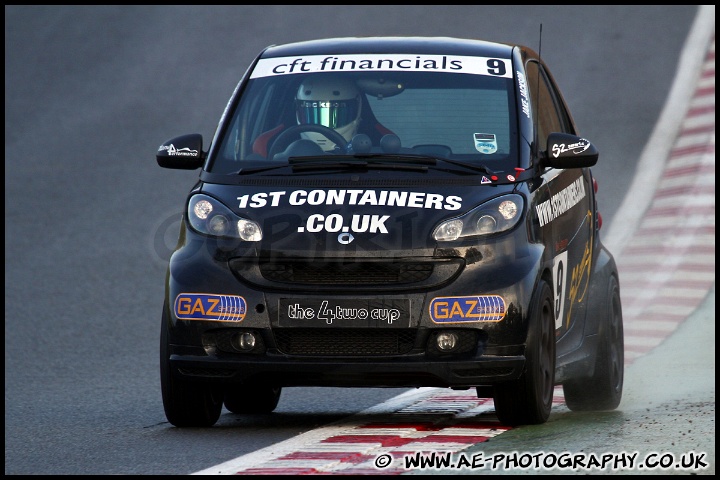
(200, 176, 519, 257)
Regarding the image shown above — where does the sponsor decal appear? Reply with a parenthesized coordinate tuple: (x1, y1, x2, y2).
(481, 176, 492, 184)
(474, 133, 498, 154)
(298, 214, 389, 234)
(236, 189, 464, 236)
(551, 138, 591, 158)
(250, 54, 512, 79)
(429, 295, 506, 323)
(174, 293, 247, 322)
(237, 189, 462, 210)
(507, 174, 516, 182)
(278, 298, 410, 327)
(516, 71, 531, 119)
(565, 239, 592, 329)
(535, 176, 586, 227)
(158, 144, 198, 157)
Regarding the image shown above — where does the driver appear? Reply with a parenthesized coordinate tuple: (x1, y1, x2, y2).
(295, 76, 362, 152)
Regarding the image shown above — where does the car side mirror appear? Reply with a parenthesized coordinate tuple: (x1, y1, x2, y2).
(156, 133, 205, 169)
(543, 133, 598, 169)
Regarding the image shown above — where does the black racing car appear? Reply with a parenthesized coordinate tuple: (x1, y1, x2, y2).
(156, 36, 624, 428)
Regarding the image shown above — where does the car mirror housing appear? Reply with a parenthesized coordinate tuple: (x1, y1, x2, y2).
(156, 133, 205, 170)
(543, 132, 599, 169)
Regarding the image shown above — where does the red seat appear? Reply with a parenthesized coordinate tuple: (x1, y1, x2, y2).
(252, 124, 285, 158)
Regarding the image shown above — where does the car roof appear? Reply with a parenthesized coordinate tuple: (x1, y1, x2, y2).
(260, 36, 529, 61)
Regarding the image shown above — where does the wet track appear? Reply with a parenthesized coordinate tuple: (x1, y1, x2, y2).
(4, 5, 714, 475)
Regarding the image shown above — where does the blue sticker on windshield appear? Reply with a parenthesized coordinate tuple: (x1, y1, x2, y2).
(474, 133, 498, 154)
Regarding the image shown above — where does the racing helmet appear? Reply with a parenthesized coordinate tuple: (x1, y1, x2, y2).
(296, 77, 362, 151)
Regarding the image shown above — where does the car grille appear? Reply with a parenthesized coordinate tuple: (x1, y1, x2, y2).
(229, 257, 464, 292)
(261, 261, 432, 284)
(273, 328, 417, 356)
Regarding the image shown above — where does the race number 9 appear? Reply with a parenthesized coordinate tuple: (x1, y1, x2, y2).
(552, 251, 568, 330)
(486, 58, 507, 76)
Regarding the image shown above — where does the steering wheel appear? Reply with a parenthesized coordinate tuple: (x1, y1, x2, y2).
(267, 124, 348, 159)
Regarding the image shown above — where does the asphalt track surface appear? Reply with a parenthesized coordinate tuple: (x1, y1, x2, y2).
(4, 5, 714, 475)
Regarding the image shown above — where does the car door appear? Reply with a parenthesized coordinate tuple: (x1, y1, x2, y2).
(527, 60, 594, 353)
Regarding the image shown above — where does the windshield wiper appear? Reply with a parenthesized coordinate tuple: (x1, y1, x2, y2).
(235, 154, 495, 175)
(433, 157, 497, 175)
(236, 156, 431, 174)
(312, 154, 437, 166)
(234, 156, 401, 175)
(290, 158, 428, 173)
(236, 164, 291, 175)
(336, 153, 497, 175)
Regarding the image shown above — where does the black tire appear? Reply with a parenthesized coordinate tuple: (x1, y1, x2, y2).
(493, 280, 556, 426)
(224, 386, 282, 414)
(563, 275, 624, 411)
(160, 304, 223, 427)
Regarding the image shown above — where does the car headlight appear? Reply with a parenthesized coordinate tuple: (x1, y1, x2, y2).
(188, 194, 262, 241)
(432, 194, 524, 241)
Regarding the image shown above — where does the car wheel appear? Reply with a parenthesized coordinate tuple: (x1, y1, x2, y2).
(224, 386, 282, 414)
(492, 280, 555, 426)
(160, 304, 223, 427)
(563, 275, 624, 411)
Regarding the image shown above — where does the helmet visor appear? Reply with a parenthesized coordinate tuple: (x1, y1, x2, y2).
(297, 100, 359, 129)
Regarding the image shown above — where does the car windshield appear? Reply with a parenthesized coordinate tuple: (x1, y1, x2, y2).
(209, 60, 518, 174)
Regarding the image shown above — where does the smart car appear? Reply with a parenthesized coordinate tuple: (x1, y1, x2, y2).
(157, 36, 624, 428)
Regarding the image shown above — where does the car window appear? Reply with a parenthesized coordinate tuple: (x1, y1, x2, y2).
(367, 87, 511, 155)
(525, 61, 567, 153)
(211, 69, 517, 173)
